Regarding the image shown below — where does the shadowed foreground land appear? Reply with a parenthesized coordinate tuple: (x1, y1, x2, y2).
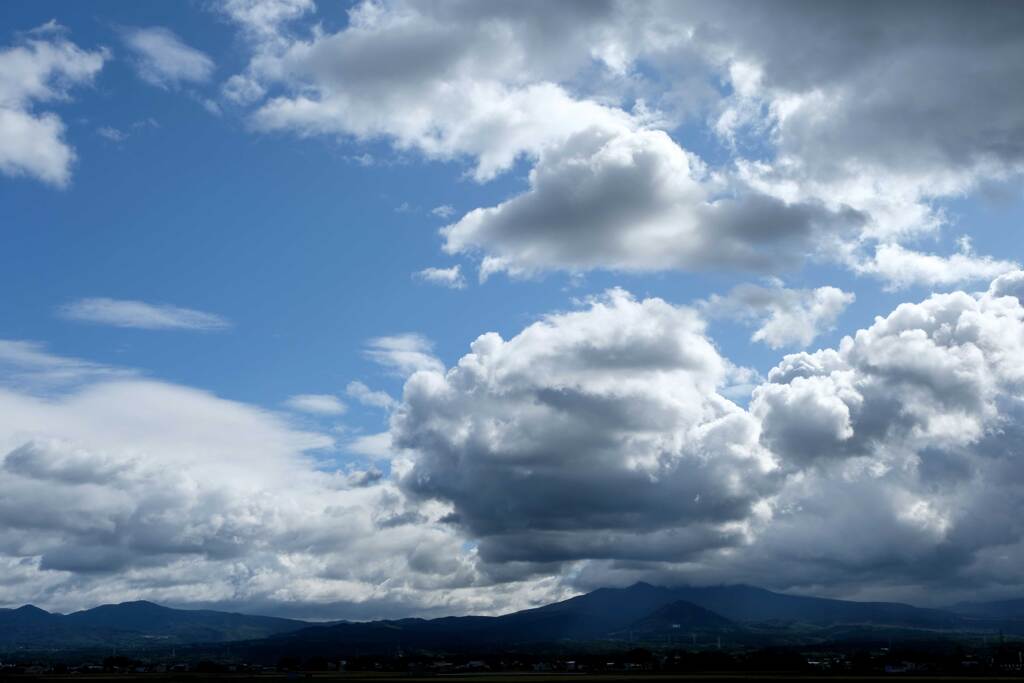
(8, 675, 1024, 682)
(6, 584, 1024, 679)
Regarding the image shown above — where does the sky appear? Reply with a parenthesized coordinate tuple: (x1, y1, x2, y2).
(2, 0, 1024, 620)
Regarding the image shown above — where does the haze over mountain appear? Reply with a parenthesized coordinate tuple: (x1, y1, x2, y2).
(946, 599, 1024, 622)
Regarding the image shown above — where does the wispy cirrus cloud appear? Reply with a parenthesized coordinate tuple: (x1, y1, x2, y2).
(346, 381, 396, 410)
(284, 393, 347, 416)
(58, 298, 230, 331)
(0, 340, 132, 389)
(364, 334, 443, 376)
(121, 26, 213, 89)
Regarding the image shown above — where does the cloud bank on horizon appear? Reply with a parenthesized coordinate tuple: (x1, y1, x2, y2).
(3, 0, 1024, 620)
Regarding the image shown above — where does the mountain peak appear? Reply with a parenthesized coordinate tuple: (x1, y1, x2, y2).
(14, 604, 50, 615)
(116, 600, 163, 608)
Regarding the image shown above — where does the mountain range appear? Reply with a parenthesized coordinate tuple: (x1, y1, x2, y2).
(0, 600, 310, 649)
(4, 582, 1023, 653)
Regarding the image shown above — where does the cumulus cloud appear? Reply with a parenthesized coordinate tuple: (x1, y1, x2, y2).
(725, 277, 1024, 597)
(988, 270, 1024, 302)
(704, 281, 855, 349)
(122, 27, 214, 88)
(855, 242, 1019, 290)
(0, 27, 107, 186)
(226, 3, 863, 279)
(377, 273, 1024, 601)
(444, 128, 862, 279)
(414, 265, 465, 289)
(58, 298, 230, 331)
(219, 1, 1022, 287)
(391, 289, 779, 569)
(238, 1, 637, 182)
(284, 393, 346, 416)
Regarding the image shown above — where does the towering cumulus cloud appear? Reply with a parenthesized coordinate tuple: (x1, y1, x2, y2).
(731, 275, 1024, 598)
(386, 274, 1024, 602)
(390, 289, 779, 572)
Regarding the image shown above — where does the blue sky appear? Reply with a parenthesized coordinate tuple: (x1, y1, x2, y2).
(3, 0, 1024, 618)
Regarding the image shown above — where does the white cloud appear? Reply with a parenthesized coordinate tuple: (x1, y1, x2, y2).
(346, 431, 395, 460)
(431, 204, 455, 219)
(0, 28, 107, 186)
(122, 27, 214, 89)
(346, 380, 396, 410)
(414, 265, 465, 289)
(856, 243, 1019, 290)
(220, 0, 315, 42)
(221, 73, 266, 104)
(0, 340, 132, 390)
(232, 1, 636, 181)
(58, 298, 230, 331)
(364, 334, 444, 376)
(96, 126, 127, 143)
(705, 281, 855, 349)
(284, 393, 347, 416)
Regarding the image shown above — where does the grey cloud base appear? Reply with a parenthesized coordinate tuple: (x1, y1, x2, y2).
(441, 129, 864, 279)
